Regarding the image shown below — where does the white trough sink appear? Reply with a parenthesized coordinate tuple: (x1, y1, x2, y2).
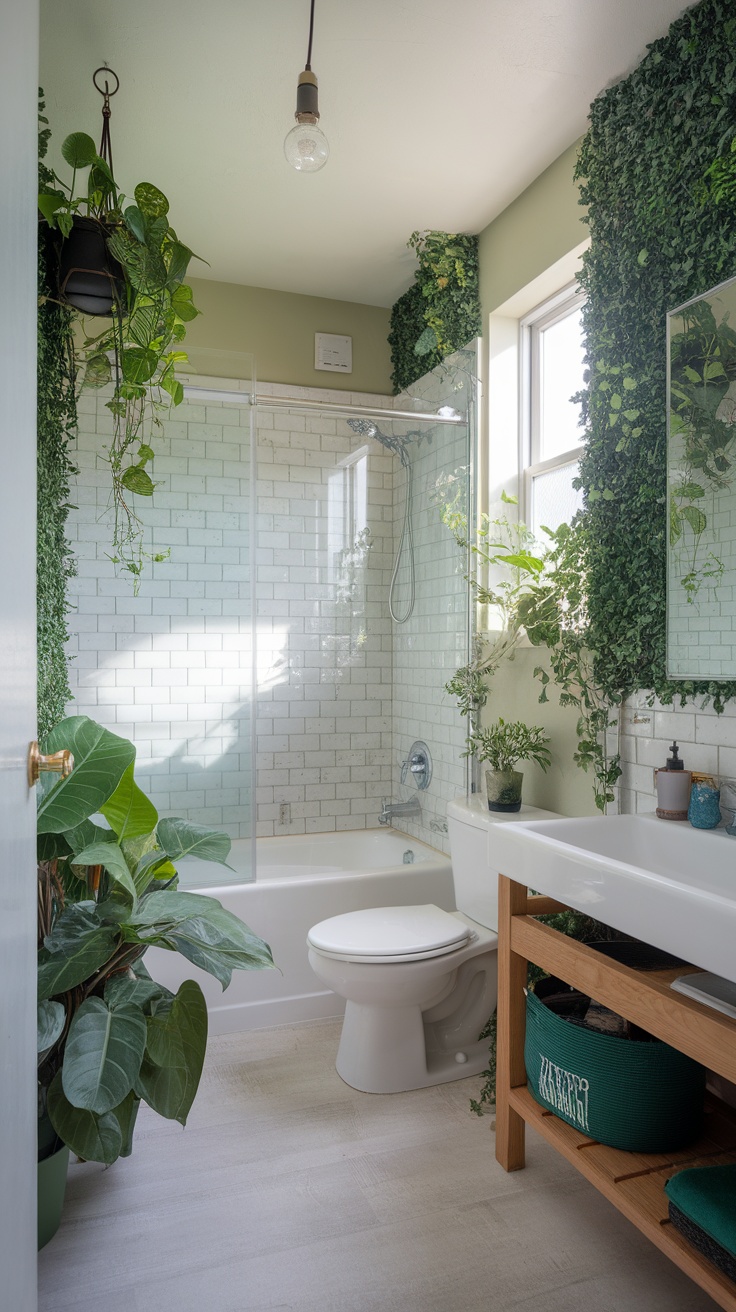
(489, 814, 736, 985)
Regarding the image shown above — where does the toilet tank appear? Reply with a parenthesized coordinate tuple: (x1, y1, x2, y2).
(447, 795, 560, 932)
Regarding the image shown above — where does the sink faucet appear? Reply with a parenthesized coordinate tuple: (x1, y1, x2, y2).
(378, 796, 421, 826)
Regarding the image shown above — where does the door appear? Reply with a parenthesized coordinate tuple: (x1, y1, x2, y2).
(1, 4, 41, 1309)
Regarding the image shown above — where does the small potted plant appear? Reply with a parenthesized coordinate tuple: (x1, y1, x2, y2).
(36, 715, 274, 1247)
(466, 718, 552, 812)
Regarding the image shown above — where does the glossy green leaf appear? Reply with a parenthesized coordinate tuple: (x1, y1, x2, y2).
(47, 1070, 123, 1165)
(166, 241, 192, 287)
(129, 891, 274, 987)
(160, 372, 184, 406)
(38, 922, 118, 1001)
(136, 981, 207, 1124)
(64, 820, 117, 855)
(37, 192, 66, 225)
(121, 347, 158, 384)
(37, 716, 135, 835)
(133, 846, 177, 891)
(38, 1000, 65, 1055)
(135, 182, 169, 219)
(130, 889, 222, 927)
(115, 1091, 141, 1157)
(171, 283, 199, 322)
(155, 818, 232, 866)
(62, 997, 147, 1114)
(105, 972, 173, 1013)
(168, 906, 275, 988)
(120, 465, 155, 497)
(72, 841, 137, 903)
(101, 763, 158, 842)
(682, 505, 707, 535)
(127, 303, 159, 349)
(124, 204, 147, 243)
(61, 132, 97, 169)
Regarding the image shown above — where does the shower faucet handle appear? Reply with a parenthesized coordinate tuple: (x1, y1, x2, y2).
(404, 740, 432, 791)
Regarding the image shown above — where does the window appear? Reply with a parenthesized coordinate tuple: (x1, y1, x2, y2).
(521, 287, 586, 540)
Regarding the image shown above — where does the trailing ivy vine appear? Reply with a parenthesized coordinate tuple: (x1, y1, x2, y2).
(388, 231, 481, 394)
(38, 92, 77, 737)
(575, 0, 736, 711)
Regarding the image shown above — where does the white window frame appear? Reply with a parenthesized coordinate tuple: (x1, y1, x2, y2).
(520, 283, 586, 530)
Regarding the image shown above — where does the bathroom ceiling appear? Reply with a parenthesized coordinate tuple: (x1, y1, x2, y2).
(39, 0, 689, 308)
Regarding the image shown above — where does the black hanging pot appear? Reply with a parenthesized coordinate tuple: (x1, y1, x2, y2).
(57, 215, 125, 316)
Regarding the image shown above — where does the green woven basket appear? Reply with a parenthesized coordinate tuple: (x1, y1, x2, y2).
(525, 989, 705, 1152)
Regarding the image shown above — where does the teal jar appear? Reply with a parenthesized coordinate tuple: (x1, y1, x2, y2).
(688, 776, 721, 830)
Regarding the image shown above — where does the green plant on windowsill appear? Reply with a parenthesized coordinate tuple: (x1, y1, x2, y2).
(439, 487, 621, 813)
(438, 489, 547, 724)
(38, 103, 204, 586)
(37, 715, 274, 1169)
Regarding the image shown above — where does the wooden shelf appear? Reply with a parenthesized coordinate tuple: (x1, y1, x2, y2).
(496, 878, 736, 1312)
(509, 1086, 736, 1311)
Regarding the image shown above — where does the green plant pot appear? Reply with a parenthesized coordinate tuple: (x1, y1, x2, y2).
(37, 1141, 69, 1250)
(485, 768, 523, 812)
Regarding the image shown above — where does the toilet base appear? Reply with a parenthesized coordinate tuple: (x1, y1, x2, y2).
(335, 999, 493, 1094)
(334, 947, 497, 1094)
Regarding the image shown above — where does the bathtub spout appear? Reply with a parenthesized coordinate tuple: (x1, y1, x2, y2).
(379, 797, 421, 826)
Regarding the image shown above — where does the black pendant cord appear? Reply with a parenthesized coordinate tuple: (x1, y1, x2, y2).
(92, 65, 119, 208)
(305, 0, 315, 70)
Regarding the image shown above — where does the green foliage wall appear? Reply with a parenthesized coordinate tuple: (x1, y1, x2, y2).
(388, 231, 481, 394)
(577, 0, 736, 708)
(38, 92, 77, 738)
(37, 239, 77, 737)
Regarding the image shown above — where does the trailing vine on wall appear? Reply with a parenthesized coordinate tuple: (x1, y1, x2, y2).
(38, 92, 77, 737)
(388, 231, 481, 394)
(575, 0, 736, 711)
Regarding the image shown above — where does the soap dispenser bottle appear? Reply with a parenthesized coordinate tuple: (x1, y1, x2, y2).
(654, 742, 692, 821)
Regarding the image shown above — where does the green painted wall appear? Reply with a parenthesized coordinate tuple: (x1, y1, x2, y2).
(478, 139, 586, 318)
(184, 277, 393, 394)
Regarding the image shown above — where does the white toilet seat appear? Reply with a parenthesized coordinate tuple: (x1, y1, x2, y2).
(307, 904, 472, 964)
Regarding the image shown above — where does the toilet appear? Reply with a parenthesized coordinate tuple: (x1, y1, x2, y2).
(307, 795, 559, 1093)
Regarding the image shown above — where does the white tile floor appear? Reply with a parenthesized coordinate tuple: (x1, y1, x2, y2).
(39, 1019, 721, 1312)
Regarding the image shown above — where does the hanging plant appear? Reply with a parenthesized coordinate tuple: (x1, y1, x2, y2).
(388, 230, 481, 394)
(38, 69, 205, 587)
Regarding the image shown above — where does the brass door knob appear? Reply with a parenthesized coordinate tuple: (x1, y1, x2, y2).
(27, 742, 74, 787)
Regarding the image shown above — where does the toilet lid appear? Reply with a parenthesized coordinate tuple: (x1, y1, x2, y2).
(307, 904, 471, 960)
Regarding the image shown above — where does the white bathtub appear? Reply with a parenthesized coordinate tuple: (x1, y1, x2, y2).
(146, 830, 455, 1034)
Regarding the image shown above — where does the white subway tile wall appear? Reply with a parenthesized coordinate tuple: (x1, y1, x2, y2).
(67, 389, 254, 839)
(617, 693, 736, 821)
(67, 369, 473, 858)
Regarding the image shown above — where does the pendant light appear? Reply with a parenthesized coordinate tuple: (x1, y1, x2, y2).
(284, 0, 329, 172)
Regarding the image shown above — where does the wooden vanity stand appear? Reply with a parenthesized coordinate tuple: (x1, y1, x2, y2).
(495, 874, 736, 1312)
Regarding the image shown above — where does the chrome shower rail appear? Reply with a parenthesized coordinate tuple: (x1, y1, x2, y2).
(182, 384, 465, 425)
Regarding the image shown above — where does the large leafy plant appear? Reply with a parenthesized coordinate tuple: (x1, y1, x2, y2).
(38, 119, 202, 585)
(37, 715, 274, 1166)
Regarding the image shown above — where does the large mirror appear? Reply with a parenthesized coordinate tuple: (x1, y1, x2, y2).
(667, 272, 736, 679)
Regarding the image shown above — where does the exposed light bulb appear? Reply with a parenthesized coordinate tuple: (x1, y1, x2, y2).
(285, 1, 329, 176)
(284, 114, 329, 172)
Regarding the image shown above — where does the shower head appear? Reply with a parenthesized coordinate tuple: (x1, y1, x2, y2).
(347, 417, 409, 465)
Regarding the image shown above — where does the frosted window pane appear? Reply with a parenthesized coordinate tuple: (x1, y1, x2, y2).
(531, 462, 583, 538)
(540, 307, 585, 459)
